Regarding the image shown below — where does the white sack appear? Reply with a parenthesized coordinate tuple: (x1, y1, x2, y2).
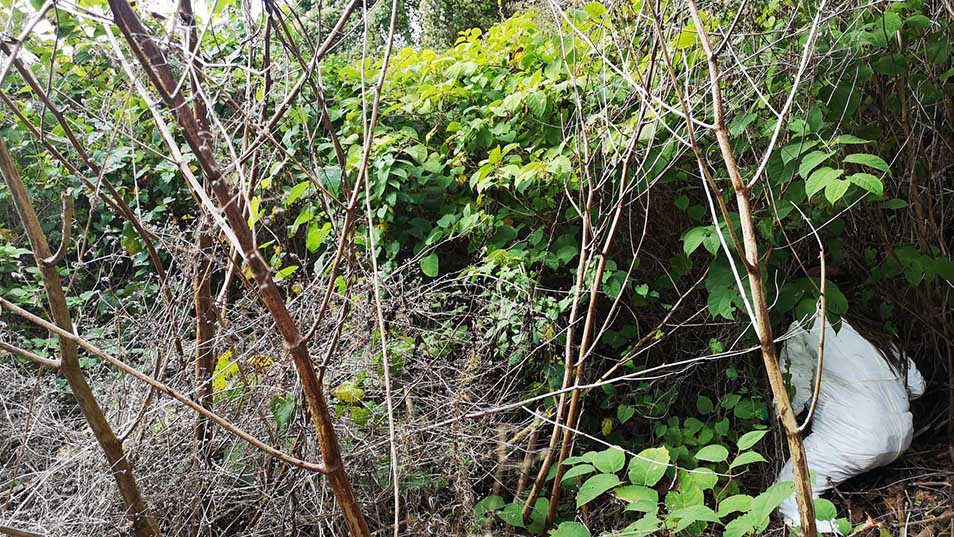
(774, 319, 925, 533)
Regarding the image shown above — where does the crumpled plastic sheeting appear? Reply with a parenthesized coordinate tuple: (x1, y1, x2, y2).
(775, 319, 926, 533)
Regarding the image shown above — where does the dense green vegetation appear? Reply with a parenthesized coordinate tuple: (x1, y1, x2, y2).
(0, 0, 952, 535)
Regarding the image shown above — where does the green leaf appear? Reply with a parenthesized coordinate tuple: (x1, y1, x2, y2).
(872, 53, 908, 76)
(622, 513, 661, 536)
(717, 494, 753, 517)
(843, 153, 890, 173)
(615, 485, 658, 504)
(723, 513, 755, 537)
(269, 395, 296, 434)
(274, 265, 298, 280)
(905, 14, 931, 32)
(728, 451, 767, 470)
(585, 446, 626, 473)
(736, 430, 768, 451)
(121, 231, 142, 256)
(733, 399, 761, 419)
(525, 90, 547, 118)
(420, 253, 439, 277)
(497, 503, 525, 528)
(781, 140, 819, 164)
(577, 473, 622, 507)
(834, 134, 871, 145)
(880, 198, 908, 210)
(474, 495, 504, 522)
(306, 222, 332, 253)
(825, 179, 851, 204)
(404, 144, 427, 163)
(806, 167, 845, 197)
(681, 467, 718, 491)
(798, 151, 833, 179)
(628, 447, 670, 486)
(750, 481, 796, 524)
(551, 521, 590, 537)
(847, 173, 884, 196)
(814, 498, 837, 521)
(694, 444, 729, 463)
(285, 180, 311, 206)
(928, 38, 951, 65)
(666, 505, 719, 532)
(682, 227, 711, 256)
(561, 463, 596, 484)
(696, 395, 714, 415)
(617, 405, 636, 424)
(332, 381, 364, 403)
(935, 258, 954, 282)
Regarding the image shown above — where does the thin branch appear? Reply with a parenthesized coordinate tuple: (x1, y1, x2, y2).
(0, 340, 61, 369)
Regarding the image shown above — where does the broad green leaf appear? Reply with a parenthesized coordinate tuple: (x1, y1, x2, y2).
(474, 495, 504, 522)
(628, 447, 670, 486)
(905, 14, 931, 32)
(622, 513, 661, 536)
(285, 180, 311, 206)
(928, 38, 951, 65)
(501, 92, 523, 113)
(561, 463, 596, 483)
(736, 430, 768, 451)
(723, 513, 755, 537)
(834, 134, 871, 145)
(617, 405, 636, 424)
(781, 140, 819, 164)
(682, 226, 711, 256)
(528, 498, 549, 533)
(694, 444, 729, 463)
(798, 151, 832, 179)
(806, 167, 844, 197)
(847, 173, 884, 196)
(681, 467, 718, 490)
(615, 485, 658, 504)
(728, 451, 767, 470)
(332, 381, 364, 403)
(306, 222, 332, 253)
(584, 446, 626, 473)
(404, 144, 427, 163)
(274, 265, 298, 280)
(825, 179, 851, 204)
(880, 199, 908, 210)
(269, 395, 296, 434)
(497, 503, 525, 528)
(551, 521, 590, 537)
(843, 153, 890, 173)
(935, 258, 954, 282)
(872, 53, 908, 76)
(667, 505, 719, 532)
(121, 231, 142, 256)
(750, 481, 796, 524)
(577, 473, 622, 507)
(420, 253, 439, 277)
(717, 494, 753, 517)
(525, 90, 547, 118)
(696, 395, 714, 414)
(562, 455, 587, 466)
(814, 498, 837, 521)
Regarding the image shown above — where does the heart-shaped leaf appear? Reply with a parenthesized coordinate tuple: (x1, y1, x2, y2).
(577, 473, 622, 507)
(694, 444, 729, 463)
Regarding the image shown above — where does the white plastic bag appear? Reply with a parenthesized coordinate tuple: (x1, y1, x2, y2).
(774, 319, 925, 533)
